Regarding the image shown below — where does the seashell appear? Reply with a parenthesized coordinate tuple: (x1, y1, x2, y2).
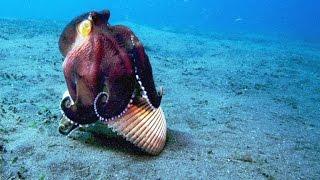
(106, 98, 167, 155)
(59, 90, 167, 155)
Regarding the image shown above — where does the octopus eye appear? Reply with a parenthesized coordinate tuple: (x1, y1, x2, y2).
(77, 20, 92, 37)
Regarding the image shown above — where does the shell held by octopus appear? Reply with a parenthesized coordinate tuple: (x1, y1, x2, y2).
(106, 97, 167, 155)
(59, 90, 167, 155)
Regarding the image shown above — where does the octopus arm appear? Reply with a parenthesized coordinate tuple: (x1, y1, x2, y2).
(61, 55, 98, 124)
(110, 26, 162, 108)
(94, 53, 135, 120)
(131, 36, 162, 108)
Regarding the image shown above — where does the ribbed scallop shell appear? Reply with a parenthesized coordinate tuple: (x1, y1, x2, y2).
(60, 90, 167, 155)
(106, 99, 167, 155)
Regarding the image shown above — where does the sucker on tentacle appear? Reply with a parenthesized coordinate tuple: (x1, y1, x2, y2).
(94, 92, 135, 123)
(129, 35, 161, 109)
(61, 96, 98, 125)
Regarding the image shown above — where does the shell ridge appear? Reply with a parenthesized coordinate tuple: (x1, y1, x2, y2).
(122, 104, 153, 134)
(136, 109, 162, 147)
(152, 112, 166, 153)
(116, 104, 149, 131)
(131, 107, 160, 144)
(133, 107, 161, 145)
(125, 105, 154, 137)
(144, 111, 163, 151)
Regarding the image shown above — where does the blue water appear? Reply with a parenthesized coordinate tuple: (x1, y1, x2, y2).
(1, 0, 319, 42)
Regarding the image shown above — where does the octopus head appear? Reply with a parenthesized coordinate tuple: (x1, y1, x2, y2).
(59, 10, 110, 57)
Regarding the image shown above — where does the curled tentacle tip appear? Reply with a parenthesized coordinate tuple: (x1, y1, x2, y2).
(158, 86, 164, 96)
(61, 96, 72, 110)
(94, 92, 110, 120)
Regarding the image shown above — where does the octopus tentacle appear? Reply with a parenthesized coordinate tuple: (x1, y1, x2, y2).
(93, 74, 135, 122)
(58, 122, 79, 136)
(94, 92, 135, 122)
(61, 96, 98, 125)
(92, 35, 136, 122)
(109, 26, 162, 108)
(129, 35, 162, 109)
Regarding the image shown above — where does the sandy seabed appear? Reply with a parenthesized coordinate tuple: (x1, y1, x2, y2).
(0, 19, 319, 179)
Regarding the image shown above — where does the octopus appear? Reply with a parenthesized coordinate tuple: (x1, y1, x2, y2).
(59, 10, 163, 126)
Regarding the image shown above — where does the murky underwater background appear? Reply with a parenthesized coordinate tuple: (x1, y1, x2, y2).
(0, 0, 319, 179)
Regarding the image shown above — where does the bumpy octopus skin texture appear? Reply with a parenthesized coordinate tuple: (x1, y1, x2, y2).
(59, 10, 162, 125)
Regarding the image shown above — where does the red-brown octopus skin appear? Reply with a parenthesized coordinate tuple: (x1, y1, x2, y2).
(59, 10, 162, 125)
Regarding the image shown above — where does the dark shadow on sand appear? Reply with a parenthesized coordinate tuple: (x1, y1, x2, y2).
(93, 132, 146, 156)
(69, 127, 191, 157)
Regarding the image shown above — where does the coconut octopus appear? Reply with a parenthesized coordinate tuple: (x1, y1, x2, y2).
(58, 10, 167, 155)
